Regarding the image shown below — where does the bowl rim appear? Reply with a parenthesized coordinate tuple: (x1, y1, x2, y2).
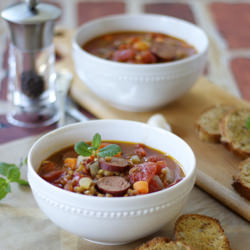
(28, 119, 196, 202)
(72, 13, 209, 69)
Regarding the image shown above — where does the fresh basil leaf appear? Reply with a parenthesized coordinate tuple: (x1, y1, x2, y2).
(92, 133, 101, 149)
(246, 117, 250, 130)
(98, 144, 121, 157)
(16, 179, 29, 186)
(0, 177, 6, 185)
(0, 178, 10, 200)
(0, 162, 17, 177)
(74, 142, 92, 156)
(7, 166, 20, 182)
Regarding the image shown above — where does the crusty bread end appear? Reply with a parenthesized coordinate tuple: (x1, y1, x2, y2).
(232, 158, 250, 200)
(135, 237, 192, 250)
(135, 237, 170, 250)
(219, 108, 250, 159)
(196, 105, 232, 143)
(174, 214, 231, 250)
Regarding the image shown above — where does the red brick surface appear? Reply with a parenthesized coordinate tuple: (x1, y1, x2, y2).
(231, 58, 250, 101)
(210, 3, 250, 49)
(144, 3, 196, 23)
(77, 1, 125, 25)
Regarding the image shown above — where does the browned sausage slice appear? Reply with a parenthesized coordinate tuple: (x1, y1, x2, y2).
(96, 176, 130, 196)
(151, 41, 195, 61)
(151, 41, 178, 61)
(99, 157, 128, 172)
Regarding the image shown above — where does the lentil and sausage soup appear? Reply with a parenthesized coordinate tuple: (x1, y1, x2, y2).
(38, 133, 184, 197)
(82, 31, 197, 64)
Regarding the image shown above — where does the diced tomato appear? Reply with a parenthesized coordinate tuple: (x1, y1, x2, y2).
(112, 49, 136, 62)
(118, 44, 129, 50)
(146, 155, 163, 162)
(146, 155, 168, 174)
(86, 155, 95, 164)
(135, 144, 146, 157)
(135, 147, 146, 157)
(129, 162, 157, 184)
(41, 170, 64, 182)
(156, 161, 168, 174)
(140, 51, 156, 64)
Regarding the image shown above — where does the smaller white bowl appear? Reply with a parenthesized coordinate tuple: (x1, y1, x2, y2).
(73, 14, 208, 111)
(28, 120, 196, 245)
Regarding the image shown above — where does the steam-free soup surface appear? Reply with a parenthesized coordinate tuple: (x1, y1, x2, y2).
(38, 141, 185, 197)
(83, 31, 197, 64)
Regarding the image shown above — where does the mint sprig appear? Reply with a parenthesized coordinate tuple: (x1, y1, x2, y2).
(0, 162, 29, 200)
(98, 144, 121, 157)
(74, 133, 121, 158)
(246, 117, 250, 130)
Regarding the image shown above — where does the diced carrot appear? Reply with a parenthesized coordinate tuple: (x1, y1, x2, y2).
(114, 152, 121, 157)
(133, 181, 149, 194)
(64, 158, 77, 170)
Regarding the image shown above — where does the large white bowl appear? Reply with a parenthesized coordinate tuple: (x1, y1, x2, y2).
(28, 120, 196, 245)
(73, 14, 208, 111)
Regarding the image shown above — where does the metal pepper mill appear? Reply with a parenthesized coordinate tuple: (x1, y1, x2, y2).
(1, 0, 61, 127)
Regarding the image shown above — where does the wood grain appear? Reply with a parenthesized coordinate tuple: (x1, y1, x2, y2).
(54, 29, 250, 221)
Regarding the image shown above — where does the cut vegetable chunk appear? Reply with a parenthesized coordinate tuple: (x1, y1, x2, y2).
(97, 176, 130, 195)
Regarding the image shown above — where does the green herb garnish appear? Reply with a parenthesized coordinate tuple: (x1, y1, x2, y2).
(0, 162, 29, 200)
(74, 133, 121, 157)
(246, 117, 250, 129)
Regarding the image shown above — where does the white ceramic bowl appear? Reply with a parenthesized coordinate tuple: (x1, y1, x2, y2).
(28, 120, 196, 245)
(73, 14, 208, 111)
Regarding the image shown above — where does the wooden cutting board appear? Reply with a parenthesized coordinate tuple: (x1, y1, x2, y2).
(54, 29, 250, 221)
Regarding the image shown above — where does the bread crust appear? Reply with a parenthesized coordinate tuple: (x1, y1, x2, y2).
(135, 237, 170, 250)
(135, 237, 192, 250)
(174, 214, 231, 250)
(232, 158, 250, 200)
(219, 108, 250, 159)
(196, 105, 232, 143)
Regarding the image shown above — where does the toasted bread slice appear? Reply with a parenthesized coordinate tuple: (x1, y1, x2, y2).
(219, 108, 250, 159)
(174, 214, 231, 250)
(196, 105, 232, 143)
(135, 237, 192, 250)
(232, 158, 250, 200)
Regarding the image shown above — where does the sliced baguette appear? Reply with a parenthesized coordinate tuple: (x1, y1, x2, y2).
(135, 237, 192, 250)
(219, 108, 250, 159)
(232, 158, 250, 200)
(174, 214, 231, 250)
(196, 105, 232, 143)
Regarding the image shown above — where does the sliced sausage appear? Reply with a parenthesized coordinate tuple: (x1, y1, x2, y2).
(41, 170, 64, 182)
(96, 176, 130, 196)
(151, 41, 178, 61)
(112, 49, 136, 62)
(99, 157, 128, 172)
(151, 41, 195, 61)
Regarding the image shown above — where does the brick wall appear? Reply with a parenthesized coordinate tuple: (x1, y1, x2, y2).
(1, 0, 250, 101)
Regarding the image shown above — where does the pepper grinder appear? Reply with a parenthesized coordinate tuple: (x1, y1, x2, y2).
(1, 0, 61, 127)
